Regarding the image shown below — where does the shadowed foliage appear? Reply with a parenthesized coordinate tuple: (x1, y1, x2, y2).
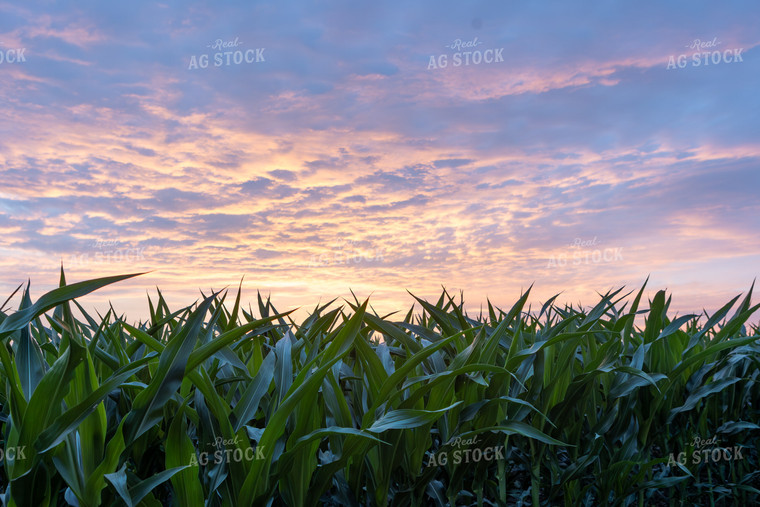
(0, 271, 758, 506)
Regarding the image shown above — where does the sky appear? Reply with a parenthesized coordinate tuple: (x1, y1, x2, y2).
(1, 0, 759, 323)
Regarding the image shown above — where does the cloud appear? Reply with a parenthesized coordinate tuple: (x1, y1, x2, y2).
(0, 0, 758, 322)
(268, 169, 298, 181)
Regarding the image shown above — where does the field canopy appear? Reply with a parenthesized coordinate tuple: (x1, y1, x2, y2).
(0, 272, 758, 506)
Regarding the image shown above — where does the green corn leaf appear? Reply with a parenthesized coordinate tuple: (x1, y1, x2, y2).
(368, 402, 462, 433)
(0, 273, 145, 339)
(166, 404, 204, 507)
(105, 463, 189, 507)
(123, 293, 216, 444)
(185, 312, 291, 372)
(16, 284, 48, 401)
(232, 351, 276, 432)
(457, 422, 570, 446)
(238, 301, 368, 504)
(35, 355, 153, 453)
(670, 377, 742, 416)
(10, 339, 86, 479)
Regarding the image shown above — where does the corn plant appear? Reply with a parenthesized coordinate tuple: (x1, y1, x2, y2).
(0, 270, 757, 506)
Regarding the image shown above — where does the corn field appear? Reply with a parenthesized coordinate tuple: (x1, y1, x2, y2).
(0, 270, 758, 506)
